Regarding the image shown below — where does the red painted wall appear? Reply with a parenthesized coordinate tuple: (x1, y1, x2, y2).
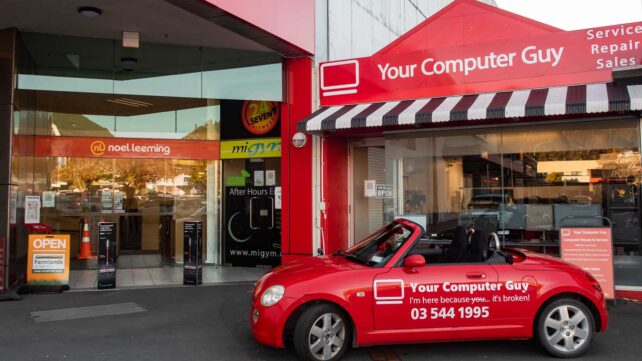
(281, 58, 314, 263)
(322, 137, 350, 254)
(205, 0, 315, 54)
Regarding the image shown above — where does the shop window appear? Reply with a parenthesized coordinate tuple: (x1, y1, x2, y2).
(384, 119, 642, 268)
(31, 156, 221, 268)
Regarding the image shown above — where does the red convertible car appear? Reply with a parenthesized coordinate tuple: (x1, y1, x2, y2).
(251, 219, 607, 361)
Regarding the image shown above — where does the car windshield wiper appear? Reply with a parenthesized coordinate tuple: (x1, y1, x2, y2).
(334, 251, 368, 265)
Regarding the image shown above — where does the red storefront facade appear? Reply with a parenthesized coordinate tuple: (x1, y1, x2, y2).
(300, 0, 642, 299)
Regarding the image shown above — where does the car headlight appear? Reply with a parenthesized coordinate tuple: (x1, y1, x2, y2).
(261, 285, 285, 307)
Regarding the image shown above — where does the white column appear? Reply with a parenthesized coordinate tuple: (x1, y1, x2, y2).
(206, 160, 220, 264)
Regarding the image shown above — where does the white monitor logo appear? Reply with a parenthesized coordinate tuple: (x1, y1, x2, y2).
(320, 60, 360, 97)
(374, 279, 404, 305)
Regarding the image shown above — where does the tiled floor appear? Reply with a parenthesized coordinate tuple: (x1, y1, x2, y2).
(69, 266, 269, 290)
(117, 254, 163, 268)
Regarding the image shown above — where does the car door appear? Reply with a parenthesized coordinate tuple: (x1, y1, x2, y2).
(372, 262, 498, 343)
(477, 263, 539, 339)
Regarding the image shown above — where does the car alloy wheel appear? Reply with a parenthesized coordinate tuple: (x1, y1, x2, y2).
(307, 312, 345, 360)
(294, 304, 350, 361)
(537, 299, 594, 358)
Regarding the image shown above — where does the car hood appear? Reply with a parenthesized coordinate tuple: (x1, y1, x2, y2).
(253, 255, 364, 297)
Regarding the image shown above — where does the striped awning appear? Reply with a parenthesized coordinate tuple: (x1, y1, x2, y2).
(299, 83, 642, 132)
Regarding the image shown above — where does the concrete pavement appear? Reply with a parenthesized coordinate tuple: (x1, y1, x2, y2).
(0, 284, 640, 361)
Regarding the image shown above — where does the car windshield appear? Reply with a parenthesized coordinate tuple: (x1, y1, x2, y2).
(338, 221, 414, 267)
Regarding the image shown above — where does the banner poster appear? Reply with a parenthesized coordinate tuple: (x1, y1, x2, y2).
(42, 191, 56, 208)
(224, 186, 281, 267)
(183, 221, 203, 285)
(97, 222, 117, 289)
(114, 192, 125, 213)
(101, 190, 113, 213)
(0, 242, 4, 293)
(560, 227, 615, 299)
(25, 195, 41, 224)
(27, 234, 70, 286)
(9, 186, 17, 225)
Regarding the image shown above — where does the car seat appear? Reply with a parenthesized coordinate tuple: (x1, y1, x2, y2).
(462, 229, 488, 263)
(441, 226, 468, 263)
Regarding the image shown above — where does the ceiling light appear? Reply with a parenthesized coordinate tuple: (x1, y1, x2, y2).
(123, 32, 140, 48)
(120, 57, 138, 70)
(78, 6, 102, 17)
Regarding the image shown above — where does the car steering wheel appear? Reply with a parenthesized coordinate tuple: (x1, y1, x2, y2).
(488, 232, 501, 250)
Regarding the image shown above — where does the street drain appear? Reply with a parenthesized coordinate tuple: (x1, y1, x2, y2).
(30, 302, 146, 323)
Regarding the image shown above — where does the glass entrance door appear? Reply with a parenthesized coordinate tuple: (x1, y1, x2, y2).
(350, 142, 397, 244)
(43, 155, 218, 269)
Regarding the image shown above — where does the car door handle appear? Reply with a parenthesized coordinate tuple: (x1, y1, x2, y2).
(466, 272, 486, 279)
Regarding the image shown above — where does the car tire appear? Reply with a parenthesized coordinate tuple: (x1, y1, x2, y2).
(293, 304, 350, 361)
(536, 298, 595, 358)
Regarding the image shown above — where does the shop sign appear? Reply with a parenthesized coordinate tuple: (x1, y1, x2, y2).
(220, 138, 281, 159)
(27, 234, 70, 286)
(319, 2, 642, 106)
(224, 186, 281, 267)
(15, 136, 220, 160)
(560, 227, 615, 299)
(376, 185, 394, 198)
(221, 100, 281, 140)
(242, 101, 280, 135)
(226, 169, 251, 186)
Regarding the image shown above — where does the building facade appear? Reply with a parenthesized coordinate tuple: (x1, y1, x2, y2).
(3, 0, 641, 302)
(0, 0, 316, 294)
(303, 0, 642, 300)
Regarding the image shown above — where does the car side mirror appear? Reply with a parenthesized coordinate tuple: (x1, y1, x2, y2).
(404, 254, 426, 269)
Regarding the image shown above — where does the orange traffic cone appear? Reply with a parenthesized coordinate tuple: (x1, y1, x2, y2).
(77, 218, 96, 259)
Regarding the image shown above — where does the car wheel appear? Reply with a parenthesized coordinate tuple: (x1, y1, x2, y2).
(293, 304, 350, 361)
(536, 298, 595, 358)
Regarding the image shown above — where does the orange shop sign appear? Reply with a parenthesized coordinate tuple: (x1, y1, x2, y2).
(15, 136, 220, 160)
(242, 100, 280, 135)
(27, 234, 70, 286)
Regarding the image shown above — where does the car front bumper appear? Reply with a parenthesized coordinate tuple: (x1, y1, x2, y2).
(250, 297, 296, 348)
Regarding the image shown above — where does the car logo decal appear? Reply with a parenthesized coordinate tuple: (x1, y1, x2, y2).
(374, 279, 405, 305)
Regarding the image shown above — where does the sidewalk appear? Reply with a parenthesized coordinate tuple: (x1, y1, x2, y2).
(69, 266, 268, 290)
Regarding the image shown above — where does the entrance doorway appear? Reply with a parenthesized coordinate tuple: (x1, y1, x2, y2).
(222, 157, 281, 267)
(350, 140, 397, 244)
(45, 156, 217, 268)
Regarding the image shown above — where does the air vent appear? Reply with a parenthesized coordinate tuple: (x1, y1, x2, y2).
(106, 98, 153, 108)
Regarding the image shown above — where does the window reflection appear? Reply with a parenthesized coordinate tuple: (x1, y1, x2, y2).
(17, 32, 282, 101)
(386, 120, 641, 256)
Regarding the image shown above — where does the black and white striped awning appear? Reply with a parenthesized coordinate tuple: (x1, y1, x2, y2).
(299, 83, 642, 132)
